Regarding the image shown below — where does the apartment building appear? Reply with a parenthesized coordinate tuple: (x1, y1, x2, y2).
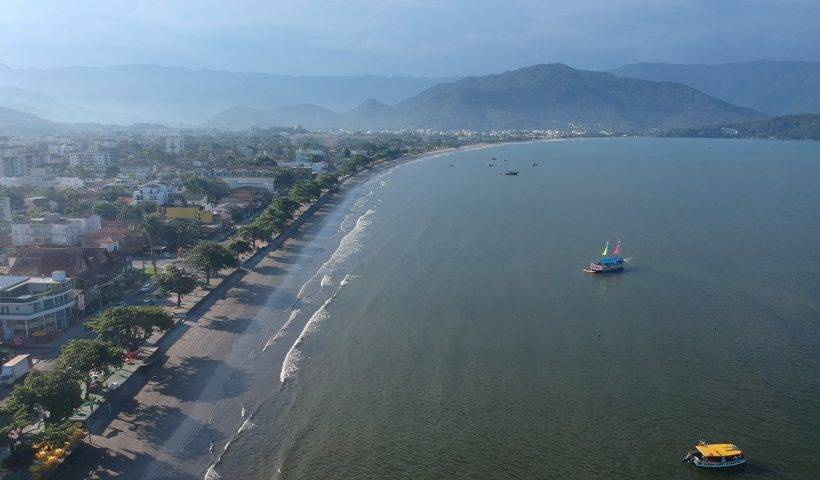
(11, 214, 102, 246)
(0, 272, 76, 343)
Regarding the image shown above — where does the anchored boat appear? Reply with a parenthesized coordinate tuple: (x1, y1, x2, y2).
(583, 240, 627, 273)
(682, 440, 746, 469)
(504, 170, 519, 176)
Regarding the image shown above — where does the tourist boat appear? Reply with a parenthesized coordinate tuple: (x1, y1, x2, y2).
(504, 170, 518, 175)
(583, 240, 627, 273)
(682, 440, 746, 469)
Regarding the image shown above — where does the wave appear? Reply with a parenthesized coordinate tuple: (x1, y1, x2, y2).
(278, 208, 375, 383)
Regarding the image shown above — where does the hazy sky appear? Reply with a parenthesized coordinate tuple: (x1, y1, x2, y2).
(1, 0, 818, 76)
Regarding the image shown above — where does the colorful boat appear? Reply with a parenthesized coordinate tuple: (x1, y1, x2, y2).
(583, 240, 626, 273)
(682, 440, 746, 469)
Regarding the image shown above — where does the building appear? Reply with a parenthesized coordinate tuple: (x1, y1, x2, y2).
(219, 177, 275, 193)
(0, 273, 76, 343)
(165, 206, 214, 224)
(295, 149, 325, 162)
(0, 176, 85, 189)
(133, 182, 171, 205)
(11, 214, 101, 246)
(0, 154, 32, 177)
(68, 151, 111, 170)
(165, 136, 183, 154)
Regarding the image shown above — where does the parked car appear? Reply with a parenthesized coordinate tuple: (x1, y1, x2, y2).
(140, 283, 154, 293)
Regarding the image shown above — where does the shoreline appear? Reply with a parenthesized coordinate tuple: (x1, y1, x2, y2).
(60, 141, 516, 480)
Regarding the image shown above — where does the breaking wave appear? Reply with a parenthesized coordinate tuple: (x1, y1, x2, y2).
(279, 208, 375, 383)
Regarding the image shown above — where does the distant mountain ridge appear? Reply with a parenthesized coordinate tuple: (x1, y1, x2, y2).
(0, 63, 456, 124)
(0, 85, 142, 124)
(207, 63, 765, 132)
(610, 60, 820, 115)
(662, 114, 820, 140)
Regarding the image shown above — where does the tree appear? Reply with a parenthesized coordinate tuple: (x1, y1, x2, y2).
(56, 339, 123, 399)
(143, 215, 164, 271)
(92, 201, 118, 220)
(288, 181, 320, 204)
(185, 242, 238, 284)
(87, 306, 174, 353)
(11, 368, 82, 424)
(239, 223, 268, 247)
(315, 173, 339, 191)
(184, 177, 230, 204)
(154, 265, 198, 307)
(228, 239, 253, 257)
(116, 201, 143, 225)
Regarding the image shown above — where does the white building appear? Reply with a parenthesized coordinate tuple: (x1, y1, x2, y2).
(133, 182, 171, 205)
(277, 161, 327, 174)
(0, 176, 85, 189)
(11, 214, 101, 246)
(165, 136, 183, 154)
(219, 177, 275, 193)
(68, 151, 111, 170)
(0, 273, 76, 343)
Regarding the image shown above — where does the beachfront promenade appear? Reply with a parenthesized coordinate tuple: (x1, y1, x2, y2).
(56, 173, 367, 480)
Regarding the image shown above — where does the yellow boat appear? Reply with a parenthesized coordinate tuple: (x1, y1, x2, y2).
(682, 440, 746, 469)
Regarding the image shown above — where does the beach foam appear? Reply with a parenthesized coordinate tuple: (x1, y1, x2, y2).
(278, 208, 374, 383)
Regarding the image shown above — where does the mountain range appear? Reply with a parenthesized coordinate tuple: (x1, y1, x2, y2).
(610, 60, 820, 116)
(0, 60, 818, 134)
(0, 64, 453, 124)
(207, 64, 765, 132)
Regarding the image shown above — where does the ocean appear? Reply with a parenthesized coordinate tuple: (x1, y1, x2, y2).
(214, 137, 820, 480)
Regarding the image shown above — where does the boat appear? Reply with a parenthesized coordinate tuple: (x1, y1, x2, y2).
(488, 163, 494, 166)
(532, 162, 539, 166)
(503, 170, 518, 176)
(583, 240, 627, 273)
(491, 156, 497, 160)
(682, 440, 746, 469)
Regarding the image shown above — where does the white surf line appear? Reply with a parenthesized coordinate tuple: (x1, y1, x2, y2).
(278, 209, 374, 383)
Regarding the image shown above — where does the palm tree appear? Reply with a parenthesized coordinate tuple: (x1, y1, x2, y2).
(142, 215, 164, 272)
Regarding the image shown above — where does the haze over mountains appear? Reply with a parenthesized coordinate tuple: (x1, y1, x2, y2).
(610, 60, 820, 116)
(208, 64, 765, 132)
(0, 63, 454, 124)
(0, 60, 817, 134)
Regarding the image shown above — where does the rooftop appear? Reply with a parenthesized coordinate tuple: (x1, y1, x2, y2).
(696, 443, 743, 458)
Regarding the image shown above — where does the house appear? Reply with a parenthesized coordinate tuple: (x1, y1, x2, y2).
(213, 202, 244, 220)
(87, 224, 145, 253)
(183, 193, 210, 208)
(9, 245, 130, 304)
(11, 214, 101, 246)
(226, 186, 271, 210)
(0, 273, 76, 344)
(24, 197, 58, 211)
(133, 182, 171, 205)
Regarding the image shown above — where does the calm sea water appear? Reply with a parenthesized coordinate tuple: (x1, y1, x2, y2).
(218, 138, 820, 480)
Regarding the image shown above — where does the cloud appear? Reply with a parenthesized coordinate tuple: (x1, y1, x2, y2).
(0, 0, 817, 75)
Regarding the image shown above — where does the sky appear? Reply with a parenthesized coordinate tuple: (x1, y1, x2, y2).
(1, 0, 818, 77)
